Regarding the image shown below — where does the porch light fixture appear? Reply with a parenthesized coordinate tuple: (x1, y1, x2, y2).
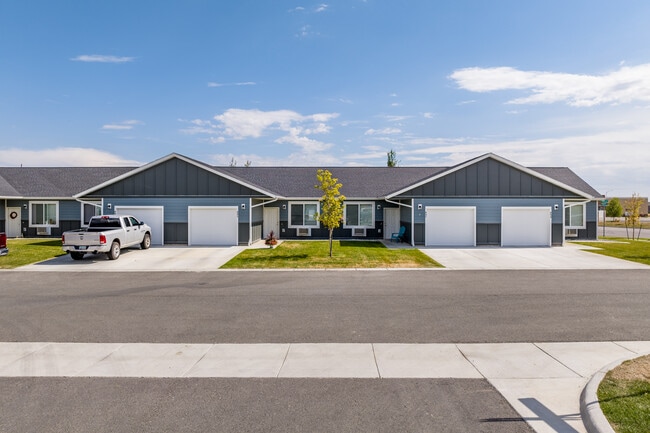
(241, 203, 246, 209)
(377, 204, 381, 209)
(282, 204, 286, 210)
(417, 204, 422, 210)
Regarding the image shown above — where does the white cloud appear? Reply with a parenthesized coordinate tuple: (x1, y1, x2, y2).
(315, 4, 329, 12)
(450, 64, 650, 107)
(181, 108, 339, 153)
(70, 54, 134, 63)
(382, 115, 411, 122)
(101, 120, 143, 131)
(364, 127, 401, 136)
(207, 81, 256, 87)
(0, 147, 140, 166)
(423, 112, 435, 119)
(400, 108, 650, 197)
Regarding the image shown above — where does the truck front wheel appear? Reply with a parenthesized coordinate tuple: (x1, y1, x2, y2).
(140, 233, 151, 250)
(107, 241, 121, 260)
(70, 252, 85, 260)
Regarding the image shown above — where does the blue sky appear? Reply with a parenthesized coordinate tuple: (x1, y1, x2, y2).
(1, 1, 650, 197)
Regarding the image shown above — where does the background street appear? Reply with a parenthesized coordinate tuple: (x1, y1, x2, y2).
(1, 270, 648, 432)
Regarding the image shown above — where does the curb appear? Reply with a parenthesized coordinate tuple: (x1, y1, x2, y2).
(580, 351, 650, 433)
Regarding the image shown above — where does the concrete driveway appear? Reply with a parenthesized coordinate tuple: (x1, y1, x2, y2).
(18, 245, 245, 272)
(420, 242, 649, 270)
(14, 240, 649, 271)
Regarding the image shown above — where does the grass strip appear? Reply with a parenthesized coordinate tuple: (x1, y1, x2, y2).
(0, 238, 65, 269)
(575, 239, 650, 266)
(222, 240, 441, 269)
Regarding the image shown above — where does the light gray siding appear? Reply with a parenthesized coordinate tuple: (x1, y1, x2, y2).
(102, 197, 251, 245)
(413, 198, 563, 224)
(412, 198, 564, 246)
(59, 200, 81, 221)
(102, 197, 250, 223)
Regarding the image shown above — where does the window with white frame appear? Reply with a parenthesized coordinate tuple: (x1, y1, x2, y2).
(30, 201, 59, 227)
(289, 202, 319, 227)
(82, 202, 102, 226)
(564, 203, 585, 229)
(344, 202, 374, 228)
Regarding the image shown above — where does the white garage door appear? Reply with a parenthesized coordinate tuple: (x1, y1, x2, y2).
(188, 206, 238, 246)
(115, 206, 164, 245)
(501, 207, 551, 247)
(425, 207, 476, 247)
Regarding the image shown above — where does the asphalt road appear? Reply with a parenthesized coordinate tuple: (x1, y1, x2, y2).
(0, 270, 649, 343)
(1, 269, 648, 432)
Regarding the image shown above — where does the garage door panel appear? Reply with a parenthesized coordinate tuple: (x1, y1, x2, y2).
(188, 207, 238, 246)
(114, 206, 164, 245)
(501, 207, 551, 247)
(425, 207, 475, 247)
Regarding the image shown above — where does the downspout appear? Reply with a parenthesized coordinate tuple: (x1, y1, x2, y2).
(384, 198, 414, 245)
(564, 199, 592, 244)
(251, 197, 279, 208)
(248, 198, 252, 246)
(75, 198, 103, 224)
(250, 198, 279, 245)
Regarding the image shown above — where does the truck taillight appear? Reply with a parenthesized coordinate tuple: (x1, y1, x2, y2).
(61, 234, 65, 244)
(100, 234, 107, 244)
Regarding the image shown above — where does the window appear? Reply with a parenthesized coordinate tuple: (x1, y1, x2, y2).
(82, 202, 101, 226)
(344, 202, 374, 228)
(30, 201, 58, 227)
(564, 203, 585, 229)
(289, 202, 319, 227)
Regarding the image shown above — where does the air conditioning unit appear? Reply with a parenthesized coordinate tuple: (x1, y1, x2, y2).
(565, 228, 578, 238)
(296, 228, 310, 237)
(36, 227, 51, 236)
(352, 228, 366, 237)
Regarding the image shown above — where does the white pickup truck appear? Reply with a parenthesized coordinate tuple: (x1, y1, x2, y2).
(62, 215, 152, 260)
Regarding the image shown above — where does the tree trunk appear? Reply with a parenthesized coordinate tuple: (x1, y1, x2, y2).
(329, 228, 333, 257)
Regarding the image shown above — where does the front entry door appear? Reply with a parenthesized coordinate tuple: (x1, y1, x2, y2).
(6, 207, 21, 237)
(263, 207, 280, 239)
(384, 208, 400, 240)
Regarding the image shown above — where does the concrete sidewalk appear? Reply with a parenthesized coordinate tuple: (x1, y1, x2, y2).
(419, 242, 650, 270)
(2, 341, 649, 433)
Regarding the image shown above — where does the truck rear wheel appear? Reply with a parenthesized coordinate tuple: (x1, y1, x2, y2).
(107, 241, 121, 260)
(70, 252, 85, 260)
(140, 233, 151, 250)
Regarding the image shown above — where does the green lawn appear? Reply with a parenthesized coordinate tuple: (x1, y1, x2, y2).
(598, 356, 650, 433)
(575, 238, 650, 266)
(0, 238, 65, 269)
(222, 240, 442, 269)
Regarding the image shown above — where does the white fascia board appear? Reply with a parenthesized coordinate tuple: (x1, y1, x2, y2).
(386, 153, 595, 200)
(74, 153, 277, 199)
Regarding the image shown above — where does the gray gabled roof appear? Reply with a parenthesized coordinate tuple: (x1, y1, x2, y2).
(219, 166, 447, 198)
(0, 153, 601, 200)
(530, 167, 602, 198)
(0, 167, 134, 198)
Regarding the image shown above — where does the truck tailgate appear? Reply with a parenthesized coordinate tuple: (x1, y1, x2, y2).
(63, 231, 102, 247)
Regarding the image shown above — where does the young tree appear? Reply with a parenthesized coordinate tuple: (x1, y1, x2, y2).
(315, 169, 346, 257)
(605, 197, 623, 219)
(623, 193, 644, 240)
(387, 149, 399, 167)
